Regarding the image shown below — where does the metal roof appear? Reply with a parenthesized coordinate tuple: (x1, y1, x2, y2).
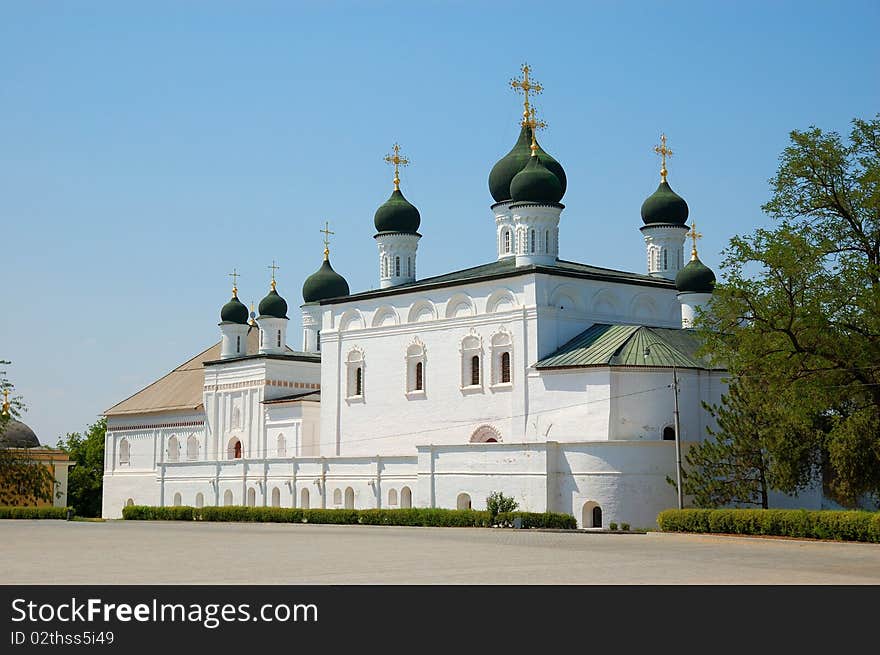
(535, 324, 724, 370)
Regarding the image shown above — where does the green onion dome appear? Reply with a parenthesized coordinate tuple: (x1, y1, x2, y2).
(0, 419, 40, 448)
(489, 125, 567, 203)
(374, 189, 421, 234)
(510, 153, 564, 204)
(258, 283, 288, 319)
(640, 180, 689, 225)
(675, 256, 716, 294)
(302, 255, 350, 303)
(220, 293, 249, 324)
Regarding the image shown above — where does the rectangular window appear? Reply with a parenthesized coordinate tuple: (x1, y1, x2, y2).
(501, 352, 511, 383)
(236, 335, 241, 353)
(395, 257, 400, 277)
(277, 330, 281, 347)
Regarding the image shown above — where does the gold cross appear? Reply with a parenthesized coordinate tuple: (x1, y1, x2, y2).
(320, 221, 334, 259)
(654, 133, 673, 182)
(686, 221, 702, 259)
(384, 143, 409, 190)
(268, 260, 280, 290)
(228, 268, 240, 297)
(526, 106, 547, 156)
(510, 63, 543, 125)
(2, 388, 9, 417)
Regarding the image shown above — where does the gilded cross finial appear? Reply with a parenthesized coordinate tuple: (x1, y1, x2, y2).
(249, 302, 256, 326)
(686, 220, 703, 260)
(654, 133, 673, 182)
(2, 388, 10, 417)
(268, 260, 280, 290)
(526, 106, 547, 156)
(320, 221, 335, 260)
(228, 268, 240, 297)
(511, 63, 543, 126)
(384, 143, 409, 191)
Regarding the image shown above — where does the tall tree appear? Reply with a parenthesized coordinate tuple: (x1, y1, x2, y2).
(56, 418, 106, 517)
(0, 360, 56, 506)
(698, 115, 880, 507)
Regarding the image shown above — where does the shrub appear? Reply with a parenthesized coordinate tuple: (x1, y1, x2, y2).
(0, 506, 73, 519)
(621, 523, 630, 531)
(656, 509, 880, 543)
(122, 505, 577, 529)
(609, 521, 618, 530)
(486, 491, 519, 518)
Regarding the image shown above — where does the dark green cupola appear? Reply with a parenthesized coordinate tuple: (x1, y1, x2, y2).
(510, 151, 564, 204)
(220, 288, 249, 324)
(489, 124, 567, 203)
(303, 251, 350, 303)
(641, 180, 689, 225)
(374, 188, 421, 234)
(676, 255, 716, 294)
(258, 279, 288, 319)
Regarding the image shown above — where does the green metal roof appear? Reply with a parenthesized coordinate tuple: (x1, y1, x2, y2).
(535, 323, 724, 370)
(320, 257, 673, 305)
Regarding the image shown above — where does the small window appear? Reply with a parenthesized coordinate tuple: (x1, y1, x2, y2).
(663, 426, 676, 441)
(260, 330, 263, 347)
(504, 230, 511, 254)
(347, 350, 365, 399)
(471, 355, 480, 386)
(457, 493, 472, 510)
(545, 230, 549, 253)
(501, 352, 511, 383)
(173, 492, 182, 507)
(401, 486, 412, 508)
(119, 439, 130, 466)
(333, 488, 342, 506)
(407, 257, 412, 277)
(167, 435, 180, 462)
(395, 256, 401, 277)
(388, 488, 398, 506)
(415, 362, 423, 391)
(277, 330, 281, 347)
(317, 331, 321, 352)
(186, 435, 199, 461)
(195, 493, 204, 508)
(530, 229, 535, 253)
(229, 439, 242, 460)
(356, 367, 363, 396)
(664, 249, 668, 270)
(236, 335, 241, 353)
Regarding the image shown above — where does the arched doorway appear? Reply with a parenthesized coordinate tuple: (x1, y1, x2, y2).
(300, 488, 310, 509)
(223, 490, 233, 506)
(172, 492, 182, 506)
(271, 487, 281, 507)
(195, 492, 204, 508)
(663, 426, 676, 441)
(247, 487, 256, 507)
(344, 487, 355, 510)
(457, 493, 472, 510)
(582, 501, 602, 528)
(400, 486, 412, 508)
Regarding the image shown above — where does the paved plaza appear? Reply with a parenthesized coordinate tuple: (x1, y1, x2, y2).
(2, 520, 879, 584)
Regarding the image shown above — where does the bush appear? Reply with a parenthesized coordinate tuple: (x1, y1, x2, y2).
(609, 522, 618, 530)
(486, 491, 519, 518)
(122, 505, 577, 529)
(0, 506, 73, 519)
(656, 509, 880, 543)
(621, 523, 630, 531)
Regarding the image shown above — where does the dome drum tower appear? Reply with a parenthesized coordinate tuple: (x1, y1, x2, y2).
(256, 264, 289, 356)
(375, 144, 421, 288)
(219, 271, 250, 360)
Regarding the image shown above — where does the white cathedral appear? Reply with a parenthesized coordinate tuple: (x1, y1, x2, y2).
(102, 71, 811, 527)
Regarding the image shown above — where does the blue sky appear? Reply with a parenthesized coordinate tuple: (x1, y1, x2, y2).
(2, 1, 878, 444)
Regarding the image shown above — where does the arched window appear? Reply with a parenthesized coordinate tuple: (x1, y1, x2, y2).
(530, 229, 536, 253)
(395, 256, 401, 277)
(582, 501, 602, 528)
(388, 488, 398, 506)
(118, 439, 130, 466)
(247, 487, 256, 507)
(186, 435, 199, 461)
(400, 486, 412, 508)
(406, 341, 426, 394)
(277, 330, 281, 347)
(545, 229, 550, 253)
(224, 490, 234, 506)
(491, 332, 513, 386)
(344, 487, 355, 510)
(461, 335, 482, 389)
(271, 487, 281, 507)
(300, 487, 310, 510)
(664, 249, 668, 270)
(501, 352, 511, 383)
(503, 229, 511, 253)
(236, 335, 241, 354)
(457, 493, 472, 510)
(347, 350, 365, 399)
(470, 425, 502, 443)
(228, 438, 242, 460)
(125, 498, 134, 507)
(333, 488, 342, 506)
(260, 330, 263, 347)
(277, 434, 287, 457)
(663, 426, 676, 441)
(167, 435, 180, 462)
(173, 492, 182, 506)
(407, 257, 412, 278)
(195, 492, 204, 508)
(316, 331, 321, 352)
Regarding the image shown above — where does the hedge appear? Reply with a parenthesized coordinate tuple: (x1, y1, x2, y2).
(122, 505, 577, 529)
(0, 506, 74, 520)
(657, 509, 880, 543)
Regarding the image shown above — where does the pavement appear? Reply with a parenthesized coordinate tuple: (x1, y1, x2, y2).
(3, 520, 879, 584)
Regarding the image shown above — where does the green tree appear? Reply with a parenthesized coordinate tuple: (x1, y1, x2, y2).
(0, 360, 56, 506)
(698, 114, 880, 507)
(56, 418, 106, 517)
(486, 491, 518, 518)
